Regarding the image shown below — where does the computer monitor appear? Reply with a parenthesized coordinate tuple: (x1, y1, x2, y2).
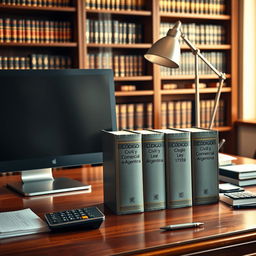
(0, 69, 117, 196)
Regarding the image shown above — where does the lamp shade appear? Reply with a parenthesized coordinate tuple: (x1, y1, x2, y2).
(144, 36, 181, 68)
(144, 21, 182, 68)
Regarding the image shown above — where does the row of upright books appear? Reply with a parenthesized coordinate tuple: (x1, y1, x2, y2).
(160, 51, 226, 76)
(0, 54, 72, 70)
(85, 0, 145, 10)
(159, 0, 226, 15)
(30, 54, 72, 69)
(116, 102, 153, 130)
(0, 18, 72, 43)
(86, 51, 144, 77)
(161, 100, 192, 129)
(103, 128, 219, 214)
(160, 22, 226, 45)
(0, 0, 72, 6)
(86, 18, 143, 44)
(161, 99, 225, 129)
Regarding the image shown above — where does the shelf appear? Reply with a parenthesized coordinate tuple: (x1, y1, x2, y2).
(160, 12, 231, 20)
(87, 43, 151, 49)
(236, 120, 256, 126)
(0, 4, 76, 12)
(212, 126, 233, 132)
(114, 76, 153, 81)
(181, 44, 231, 50)
(161, 74, 231, 80)
(115, 91, 154, 97)
(0, 42, 78, 48)
(86, 8, 152, 16)
(161, 87, 232, 95)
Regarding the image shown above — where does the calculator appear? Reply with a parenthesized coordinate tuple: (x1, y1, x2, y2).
(45, 206, 105, 231)
(220, 191, 256, 206)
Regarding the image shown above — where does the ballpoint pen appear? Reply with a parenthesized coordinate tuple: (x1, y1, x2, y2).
(160, 222, 204, 231)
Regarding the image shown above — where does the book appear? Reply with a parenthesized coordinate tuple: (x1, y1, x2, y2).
(131, 130, 166, 211)
(181, 127, 219, 205)
(219, 175, 256, 187)
(219, 164, 256, 180)
(0, 208, 49, 239)
(134, 103, 144, 129)
(218, 153, 237, 166)
(154, 129, 192, 208)
(102, 130, 144, 214)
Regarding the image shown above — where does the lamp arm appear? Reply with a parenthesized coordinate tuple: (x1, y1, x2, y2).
(181, 33, 225, 79)
(181, 33, 226, 129)
(209, 77, 225, 129)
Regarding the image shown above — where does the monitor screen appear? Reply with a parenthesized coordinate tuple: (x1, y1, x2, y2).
(0, 69, 117, 173)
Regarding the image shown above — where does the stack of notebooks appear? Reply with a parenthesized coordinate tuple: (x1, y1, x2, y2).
(219, 164, 256, 186)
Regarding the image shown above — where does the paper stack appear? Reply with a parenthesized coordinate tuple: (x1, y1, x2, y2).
(0, 208, 49, 239)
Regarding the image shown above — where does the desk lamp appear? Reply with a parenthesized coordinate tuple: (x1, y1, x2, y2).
(144, 21, 226, 128)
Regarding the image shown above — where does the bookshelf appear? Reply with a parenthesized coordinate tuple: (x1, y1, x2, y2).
(0, 0, 238, 154)
(0, 1, 83, 68)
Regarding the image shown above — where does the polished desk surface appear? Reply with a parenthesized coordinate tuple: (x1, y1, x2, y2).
(1, 156, 256, 256)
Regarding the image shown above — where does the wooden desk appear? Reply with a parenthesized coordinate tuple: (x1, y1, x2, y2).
(2, 156, 256, 256)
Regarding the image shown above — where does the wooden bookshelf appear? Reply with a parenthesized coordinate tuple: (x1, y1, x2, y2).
(161, 87, 232, 95)
(0, 42, 78, 47)
(87, 43, 152, 48)
(155, 0, 238, 153)
(0, 4, 76, 12)
(160, 12, 231, 20)
(115, 90, 154, 97)
(0, 0, 83, 68)
(85, 9, 152, 16)
(0, 0, 238, 153)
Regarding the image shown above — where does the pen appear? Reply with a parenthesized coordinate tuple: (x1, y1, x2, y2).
(233, 204, 256, 209)
(160, 222, 204, 231)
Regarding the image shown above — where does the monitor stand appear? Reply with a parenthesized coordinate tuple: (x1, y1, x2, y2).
(7, 168, 91, 196)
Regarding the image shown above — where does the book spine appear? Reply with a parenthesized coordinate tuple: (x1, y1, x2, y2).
(141, 133, 166, 211)
(165, 131, 192, 208)
(145, 102, 153, 129)
(190, 129, 219, 205)
(134, 103, 144, 129)
(219, 169, 239, 179)
(126, 103, 134, 130)
(103, 131, 144, 214)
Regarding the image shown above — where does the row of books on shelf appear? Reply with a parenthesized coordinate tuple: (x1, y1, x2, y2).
(159, 0, 226, 15)
(103, 128, 219, 214)
(161, 99, 225, 129)
(160, 22, 226, 45)
(0, 54, 72, 70)
(161, 81, 223, 90)
(86, 18, 143, 44)
(0, 18, 72, 43)
(86, 51, 144, 77)
(85, 0, 145, 11)
(0, 0, 72, 6)
(160, 51, 226, 76)
(116, 102, 153, 130)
